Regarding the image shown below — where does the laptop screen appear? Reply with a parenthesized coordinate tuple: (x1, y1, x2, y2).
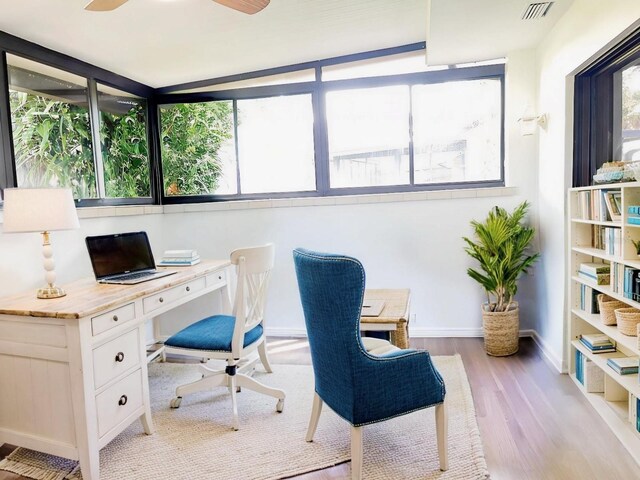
(86, 231, 156, 280)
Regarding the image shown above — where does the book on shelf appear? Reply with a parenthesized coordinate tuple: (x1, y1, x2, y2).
(628, 206, 640, 215)
(603, 190, 622, 222)
(606, 356, 640, 375)
(581, 332, 614, 346)
(576, 349, 584, 384)
(579, 334, 616, 353)
(579, 284, 600, 314)
(579, 262, 610, 275)
(628, 216, 640, 226)
(578, 270, 610, 285)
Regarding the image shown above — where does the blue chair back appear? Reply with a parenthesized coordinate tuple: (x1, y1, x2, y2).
(293, 248, 373, 421)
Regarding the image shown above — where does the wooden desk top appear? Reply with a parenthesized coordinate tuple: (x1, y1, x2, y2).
(361, 288, 410, 324)
(0, 259, 230, 320)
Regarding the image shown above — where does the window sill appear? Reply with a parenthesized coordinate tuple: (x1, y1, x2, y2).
(0, 187, 518, 223)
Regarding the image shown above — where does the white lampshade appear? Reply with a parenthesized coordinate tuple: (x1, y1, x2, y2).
(3, 188, 80, 233)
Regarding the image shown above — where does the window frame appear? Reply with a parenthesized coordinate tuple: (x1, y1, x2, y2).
(573, 27, 640, 187)
(0, 34, 505, 207)
(0, 31, 156, 207)
(156, 56, 505, 204)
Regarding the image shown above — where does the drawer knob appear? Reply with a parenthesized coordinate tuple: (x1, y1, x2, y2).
(218, 275, 222, 280)
(118, 395, 128, 406)
(186, 286, 191, 292)
(159, 297, 164, 303)
(112, 315, 119, 322)
(115, 352, 125, 362)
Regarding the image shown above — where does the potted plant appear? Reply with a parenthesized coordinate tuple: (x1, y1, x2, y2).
(632, 239, 640, 257)
(463, 201, 540, 356)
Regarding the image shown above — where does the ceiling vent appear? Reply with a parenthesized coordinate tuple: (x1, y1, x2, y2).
(521, 2, 554, 20)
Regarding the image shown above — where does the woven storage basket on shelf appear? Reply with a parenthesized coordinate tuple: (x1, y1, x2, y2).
(615, 307, 640, 336)
(482, 303, 519, 356)
(598, 294, 627, 326)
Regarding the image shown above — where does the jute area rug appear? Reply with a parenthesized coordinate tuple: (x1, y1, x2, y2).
(0, 355, 489, 480)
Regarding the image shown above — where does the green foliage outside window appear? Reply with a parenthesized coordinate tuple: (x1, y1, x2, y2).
(100, 103, 150, 198)
(10, 92, 234, 199)
(10, 91, 97, 198)
(160, 101, 234, 196)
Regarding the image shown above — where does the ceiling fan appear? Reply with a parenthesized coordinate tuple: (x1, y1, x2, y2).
(85, 0, 270, 14)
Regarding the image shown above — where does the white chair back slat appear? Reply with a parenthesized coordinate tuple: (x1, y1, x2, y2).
(230, 244, 274, 357)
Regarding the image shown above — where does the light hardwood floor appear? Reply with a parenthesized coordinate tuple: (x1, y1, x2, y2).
(2, 337, 640, 479)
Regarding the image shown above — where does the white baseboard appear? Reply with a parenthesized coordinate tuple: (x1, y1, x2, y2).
(528, 329, 565, 373)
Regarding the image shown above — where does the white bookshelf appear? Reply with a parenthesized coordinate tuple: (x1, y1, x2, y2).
(568, 182, 640, 465)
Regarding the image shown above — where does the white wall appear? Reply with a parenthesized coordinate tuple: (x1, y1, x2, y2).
(0, 49, 541, 343)
(535, 0, 640, 371)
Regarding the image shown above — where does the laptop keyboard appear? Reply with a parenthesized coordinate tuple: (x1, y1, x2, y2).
(108, 271, 156, 282)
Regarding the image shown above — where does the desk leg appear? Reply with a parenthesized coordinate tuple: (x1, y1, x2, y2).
(67, 320, 101, 480)
(221, 282, 232, 315)
(139, 324, 155, 435)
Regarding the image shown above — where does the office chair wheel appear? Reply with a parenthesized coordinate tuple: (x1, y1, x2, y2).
(170, 396, 182, 409)
(276, 398, 285, 413)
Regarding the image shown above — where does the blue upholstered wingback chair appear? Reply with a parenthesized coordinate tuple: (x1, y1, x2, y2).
(293, 248, 448, 480)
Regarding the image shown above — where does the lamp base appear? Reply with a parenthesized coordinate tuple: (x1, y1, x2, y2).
(37, 285, 67, 299)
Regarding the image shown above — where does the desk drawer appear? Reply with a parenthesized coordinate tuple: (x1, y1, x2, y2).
(93, 328, 141, 389)
(91, 303, 136, 336)
(143, 277, 206, 315)
(96, 368, 143, 438)
(206, 270, 227, 289)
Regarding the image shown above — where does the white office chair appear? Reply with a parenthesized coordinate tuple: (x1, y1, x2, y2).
(164, 243, 285, 430)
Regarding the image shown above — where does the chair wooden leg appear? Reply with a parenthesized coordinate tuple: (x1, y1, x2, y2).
(305, 392, 323, 442)
(229, 375, 239, 431)
(258, 340, 273, 373)
(435, 402, 448, 471)
(351, 426, 363, 480)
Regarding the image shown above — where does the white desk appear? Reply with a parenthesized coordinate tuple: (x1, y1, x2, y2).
(0, 259, 231, 480)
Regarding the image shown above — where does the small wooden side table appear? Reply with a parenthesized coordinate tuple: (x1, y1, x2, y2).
(360, 289, 411, 349)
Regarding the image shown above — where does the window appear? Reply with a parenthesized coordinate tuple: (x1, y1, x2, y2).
(620, 64, 640, 161)
(160, 101, 236, 196)
(574, 28, 640, 186)
(412, 79, 501, 184)
(326, 86, 410, 188)
(97, 84, 150, 198)
(237, 95, 315, 194)
(7, 55, 96, 198)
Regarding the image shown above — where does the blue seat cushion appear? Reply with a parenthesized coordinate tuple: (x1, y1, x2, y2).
(164, 315, 263, 352)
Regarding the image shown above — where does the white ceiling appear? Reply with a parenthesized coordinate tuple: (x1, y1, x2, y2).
(0, 0, 575, 90)
(427, 0, 573, 65)
(0, 0, 428, 88)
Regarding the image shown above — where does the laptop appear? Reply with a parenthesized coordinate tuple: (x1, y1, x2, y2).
(86, 231, 176, 285)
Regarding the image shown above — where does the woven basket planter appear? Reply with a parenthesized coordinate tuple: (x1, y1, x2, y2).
(482, 302, 519, 356)
(615, 307, 640, 336)
(598, 294, 626, 326)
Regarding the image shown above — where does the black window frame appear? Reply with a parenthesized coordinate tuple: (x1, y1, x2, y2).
(0, 33, 505, 207)
(156, 45, 505, 204)
(0, 31, 156, 207)
(573, 27, 640, 187)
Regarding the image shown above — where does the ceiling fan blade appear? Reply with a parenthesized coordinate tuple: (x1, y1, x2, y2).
(212, 0, 270, 15)
(85, 0, 129, 11)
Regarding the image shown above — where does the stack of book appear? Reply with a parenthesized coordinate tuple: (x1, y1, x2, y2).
(607, 356, 640, 375)
(158, 249, 200, 266)
(629, 393, 640, 434)
(579, 333, 616, 353)
(575, 349, 604, 392)
(578, 262, 610, 286)
(629, 206, 640, 225)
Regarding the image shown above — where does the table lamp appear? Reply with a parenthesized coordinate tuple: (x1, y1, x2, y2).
(3, 188, 80, 299)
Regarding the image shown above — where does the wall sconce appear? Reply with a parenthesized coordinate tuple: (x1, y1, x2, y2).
(518, 108, 547, 136)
